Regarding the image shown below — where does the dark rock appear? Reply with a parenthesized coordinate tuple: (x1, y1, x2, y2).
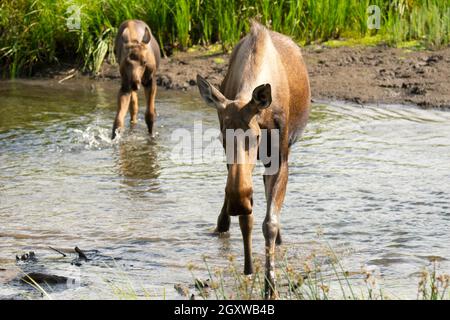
(425, 55, 443, 65)
(20, 272, 69, 285)
(194, 278, 210, 289)
(75, 247, 89, 261)
(16, 251, 37, 262)
(157, 75, 173, 89)
(402, 83, 426, 95)
(409, 86, 426, 95)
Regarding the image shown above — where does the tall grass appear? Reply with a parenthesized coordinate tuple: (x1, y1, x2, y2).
(186, 251, 449, 300)
(0, 0, 449, 78)
(174, 0, 191, 50)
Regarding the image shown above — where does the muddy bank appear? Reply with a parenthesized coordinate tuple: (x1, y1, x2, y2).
(305, 46, 450, 109)
(35, 46, 450, 109)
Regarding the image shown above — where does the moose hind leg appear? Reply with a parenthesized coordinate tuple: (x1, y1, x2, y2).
(264, 173, 283, 247)
(262, 213, 279, 299)
(263, 161, 289, 299)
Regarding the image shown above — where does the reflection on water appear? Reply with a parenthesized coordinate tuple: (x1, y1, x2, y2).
(0, 79, 449, 299)
(116, 137, 161, 198)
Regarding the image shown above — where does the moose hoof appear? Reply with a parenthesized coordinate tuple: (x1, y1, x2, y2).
(112, 127, 123, 140)
(276, 236, 282, 246)
(213, 229, 230, 238)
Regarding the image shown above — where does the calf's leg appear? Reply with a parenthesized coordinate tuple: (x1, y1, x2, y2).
(144, 76, 157, 135)
(112, 89, 131, 139)
(129, 91, 139, 127)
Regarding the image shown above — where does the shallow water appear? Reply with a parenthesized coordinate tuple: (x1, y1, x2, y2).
(0, 79, 449, 299)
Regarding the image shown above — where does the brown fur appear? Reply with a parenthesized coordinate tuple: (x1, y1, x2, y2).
(197, 21, 311, 299)
(112, 20, 161, 139)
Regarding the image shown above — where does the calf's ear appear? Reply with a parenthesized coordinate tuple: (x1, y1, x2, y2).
(122, 28, 131, 43)
(197, 75, 228, 111)
(142, 28, 152, 45)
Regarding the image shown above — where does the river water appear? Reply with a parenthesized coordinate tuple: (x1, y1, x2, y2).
(0, 80, 449, 299)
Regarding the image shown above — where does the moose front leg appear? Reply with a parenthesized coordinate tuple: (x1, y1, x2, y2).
(144, 76, 157, 135)
(129, 90, 139, 127)
(215, 166, 231, 234)
(262, 160, 289, 300)
(112, 89, 132, 139)
(215, 192, 254, 275)
(215, 196, 230, 234)
(240, 214, 254, 275)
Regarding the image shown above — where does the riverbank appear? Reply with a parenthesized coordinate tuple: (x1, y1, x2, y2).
(30, 45, 450, 109)
(2, 0, 449, 79)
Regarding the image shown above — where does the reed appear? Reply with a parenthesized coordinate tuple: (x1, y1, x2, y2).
(174, 0, 191, 50)
(187, 249, 449, 300)
(1, 0, 448, 78)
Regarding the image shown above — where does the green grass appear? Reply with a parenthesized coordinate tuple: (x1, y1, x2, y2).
(1, 0, 449, 78)
(323, 34, 386, 48)
(174, 0, 191, 50)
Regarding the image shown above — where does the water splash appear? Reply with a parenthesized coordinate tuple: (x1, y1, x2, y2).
(70, 125, 116, 150)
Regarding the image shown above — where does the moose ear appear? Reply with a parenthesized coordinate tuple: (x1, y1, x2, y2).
(251, 84, 272, 110)
(122, 27, 131, 43)
(197, 75, 228, 110)
(142, 28, 152, 45)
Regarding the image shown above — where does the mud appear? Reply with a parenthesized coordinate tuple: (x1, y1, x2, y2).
(34, 45, 450, 109)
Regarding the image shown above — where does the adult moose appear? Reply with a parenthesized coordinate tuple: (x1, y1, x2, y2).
(197, 21, 310, 299)
(112, 20, 160, 139)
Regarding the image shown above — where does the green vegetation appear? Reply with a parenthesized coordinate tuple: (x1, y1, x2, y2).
(187, 249, 450, 300)
(0, 0, 449, 78)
